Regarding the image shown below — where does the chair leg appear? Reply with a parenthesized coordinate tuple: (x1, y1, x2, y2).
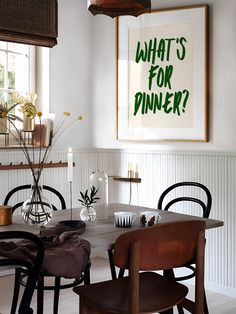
(37, 274, 44, 314)
(118, 268, 125, 278)
(163, 268, 175, 279)
(84, 266, 90, 285)
(19, 270, 38, 314)
(177, 304, 185, 314)
(53, 276, 61, 314)
(164, 269, 182, 314)
(107, 248, 117, 279)
(204, 289, 209, 314)
(11, 268, 22, 314)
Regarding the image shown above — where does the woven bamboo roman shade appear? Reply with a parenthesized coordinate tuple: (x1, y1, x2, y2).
(0, 0, 58, 47)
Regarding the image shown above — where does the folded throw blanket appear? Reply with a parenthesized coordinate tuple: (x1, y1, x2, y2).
(0, 223, 91, 279)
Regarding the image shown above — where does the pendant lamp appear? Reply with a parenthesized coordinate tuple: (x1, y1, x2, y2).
(87, 0, 151, 18)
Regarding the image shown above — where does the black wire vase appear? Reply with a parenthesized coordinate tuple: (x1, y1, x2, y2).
(21, 170, 53, 227)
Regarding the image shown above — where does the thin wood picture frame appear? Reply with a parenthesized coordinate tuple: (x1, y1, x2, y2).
(116, 5, 208, 141)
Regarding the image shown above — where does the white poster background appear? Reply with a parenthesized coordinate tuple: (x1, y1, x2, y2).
(128, 23, 193, 128)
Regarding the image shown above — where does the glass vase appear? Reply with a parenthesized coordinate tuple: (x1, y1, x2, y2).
(89, 170, 108, 219)
(21, 170, 53, 227)
(80, 206, 96, 222)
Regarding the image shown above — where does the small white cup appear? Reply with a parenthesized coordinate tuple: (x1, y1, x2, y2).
(139, 211, 161, 227)
(114, 211, 136, 228)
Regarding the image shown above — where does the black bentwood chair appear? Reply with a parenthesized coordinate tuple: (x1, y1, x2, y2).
(0, 231, 44, 314)
(157, 181, 212, 314)
(4, 184, 91, 314)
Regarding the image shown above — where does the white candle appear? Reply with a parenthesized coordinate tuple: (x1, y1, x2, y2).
(128, 161, 133, 171)
(135, 164, 139, 178)
(67, 147, 73, 182)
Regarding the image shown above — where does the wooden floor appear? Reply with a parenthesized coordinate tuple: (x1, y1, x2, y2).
(0, 257, 236, 314)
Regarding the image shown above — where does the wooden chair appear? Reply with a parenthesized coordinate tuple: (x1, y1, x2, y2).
(157, 181, 212, 314)
(0, 231, 44, 314)
(73, 220, 206, 314)
(4, 184, 91, 314)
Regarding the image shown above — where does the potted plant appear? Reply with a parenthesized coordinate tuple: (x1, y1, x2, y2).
(13, 93, 37, 131)
(79, 185, 100, 222)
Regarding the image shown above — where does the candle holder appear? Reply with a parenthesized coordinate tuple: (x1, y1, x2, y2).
(59, 180, 86, 228)
(59, 148, 84, 227)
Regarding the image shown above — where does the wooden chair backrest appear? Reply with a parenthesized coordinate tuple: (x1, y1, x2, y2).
(114, 220, 205, 271)
(114, 220, 206, 314)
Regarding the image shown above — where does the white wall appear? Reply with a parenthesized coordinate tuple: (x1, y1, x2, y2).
(49, 0, 236, 151)
(50, 0, 92, 149)
(90, 0, 236, 151)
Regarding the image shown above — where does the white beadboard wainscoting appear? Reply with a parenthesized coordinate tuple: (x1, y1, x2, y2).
(0, 149, 235, 297)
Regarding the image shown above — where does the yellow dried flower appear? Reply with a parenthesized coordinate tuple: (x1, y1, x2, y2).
(1, 112, 7, 118)
(63, 111, 71, 116)
(37, 111, 43, 117)
(77, 115, 83, 120)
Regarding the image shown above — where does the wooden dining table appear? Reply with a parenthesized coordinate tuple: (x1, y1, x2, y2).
(0, 203, 224, 258)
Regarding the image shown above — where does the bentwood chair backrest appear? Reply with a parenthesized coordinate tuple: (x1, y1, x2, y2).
(3, 184, 66, 213)
(157, 181, 212, 218)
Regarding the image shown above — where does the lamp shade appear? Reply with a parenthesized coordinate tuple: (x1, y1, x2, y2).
(87, 0, 151, 18)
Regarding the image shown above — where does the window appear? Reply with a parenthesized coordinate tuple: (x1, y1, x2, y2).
(0, 41, 50, 147)
(0, 41, 34, 109)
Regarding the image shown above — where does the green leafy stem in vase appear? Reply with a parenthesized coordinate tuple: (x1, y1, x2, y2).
(78, 186, 100, 221)
(79, 185, 100, 207)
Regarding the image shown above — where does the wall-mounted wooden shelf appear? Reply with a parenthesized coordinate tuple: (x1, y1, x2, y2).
(0, 162, 75, 171)
(113, 176, 141, 183)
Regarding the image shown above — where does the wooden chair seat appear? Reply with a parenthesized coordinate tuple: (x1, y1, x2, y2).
(74, 272, 188, 313)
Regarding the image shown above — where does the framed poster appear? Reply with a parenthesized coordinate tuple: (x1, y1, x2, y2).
(116, 5, 208, 141)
